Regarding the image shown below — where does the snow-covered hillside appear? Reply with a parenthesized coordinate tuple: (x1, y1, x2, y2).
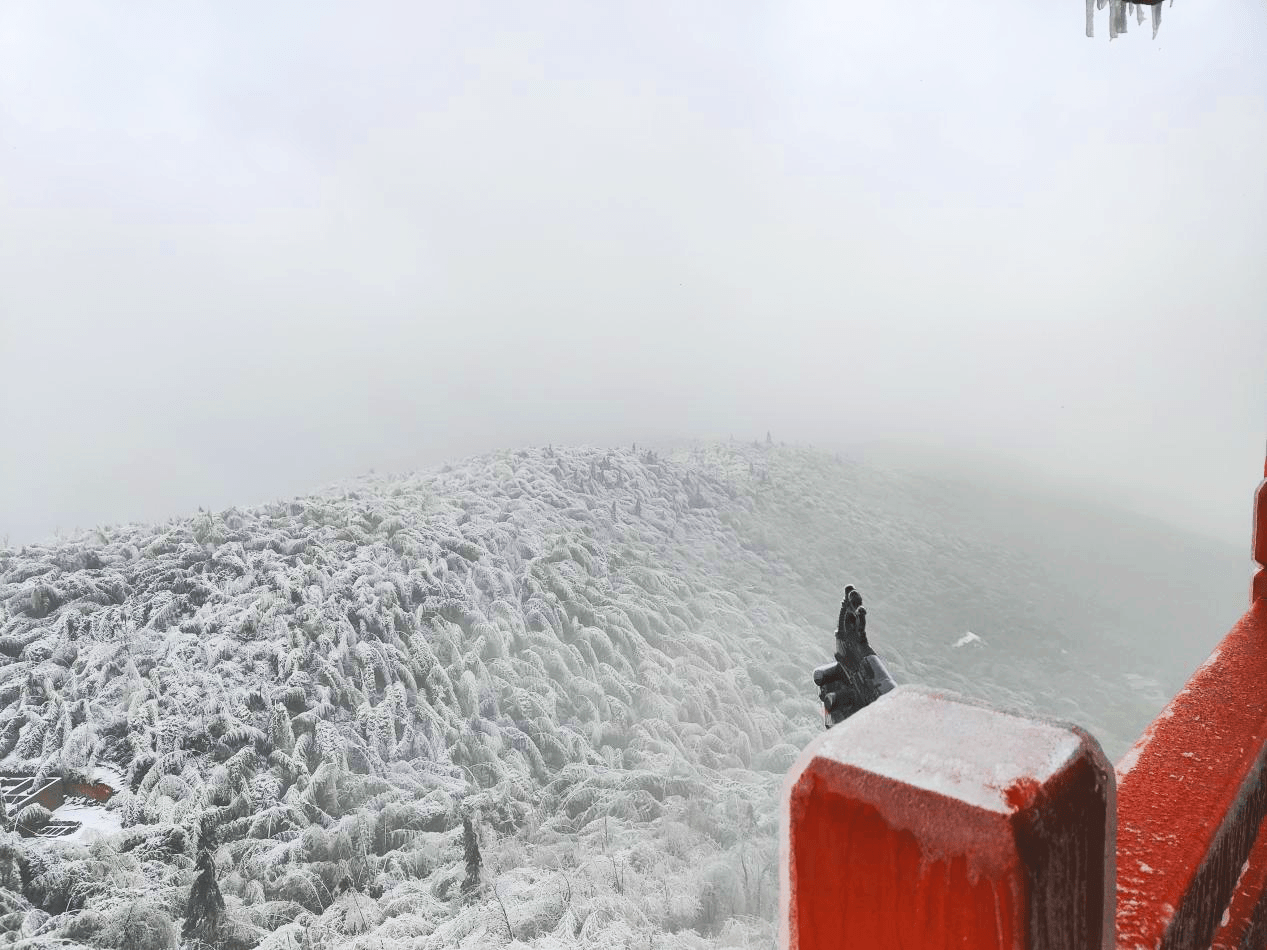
(0, 441, 1242, 948)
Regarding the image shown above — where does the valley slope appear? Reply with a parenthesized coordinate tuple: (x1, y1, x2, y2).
(0, 441, 1242, 949)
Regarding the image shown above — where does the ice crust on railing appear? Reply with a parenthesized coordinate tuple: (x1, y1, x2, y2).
(1115, 648, 1221, 780)
(808, 687, 1084, 817)
(1114, 603, 1267, 950)
(1087, 0, 1168, 40)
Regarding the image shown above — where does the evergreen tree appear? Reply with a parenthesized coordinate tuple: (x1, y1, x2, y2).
(269, 703, 295, 756)
(183, 824, 225, 948)
(462, 815, 482, 894)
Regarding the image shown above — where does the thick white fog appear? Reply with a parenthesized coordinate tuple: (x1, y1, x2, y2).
(1, 0, 1265, 548)
(1, 10, 1265, 945)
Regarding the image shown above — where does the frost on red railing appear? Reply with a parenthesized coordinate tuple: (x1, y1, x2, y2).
(1253, 452, 1266, 605)
(780, 685, 1116, 950)
(1207, 817, 1267, 950)
(1113, 599, 1267, 950)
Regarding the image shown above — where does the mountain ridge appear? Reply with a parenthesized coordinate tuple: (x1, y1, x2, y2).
(0, 440, 1242, 949)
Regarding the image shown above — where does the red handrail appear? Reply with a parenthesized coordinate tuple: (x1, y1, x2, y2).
(1114, 599, 1267, 949)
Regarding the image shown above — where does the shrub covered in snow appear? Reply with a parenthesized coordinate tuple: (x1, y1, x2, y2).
(0, 440, 1200, 947)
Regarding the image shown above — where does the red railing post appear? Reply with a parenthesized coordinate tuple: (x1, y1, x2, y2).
(780, 685, 1116, 950)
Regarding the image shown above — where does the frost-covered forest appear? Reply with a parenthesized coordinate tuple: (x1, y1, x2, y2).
(0, 441, 1243, 949)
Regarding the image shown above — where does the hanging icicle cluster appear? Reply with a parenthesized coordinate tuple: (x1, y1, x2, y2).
(1086, 0, 1170, 40)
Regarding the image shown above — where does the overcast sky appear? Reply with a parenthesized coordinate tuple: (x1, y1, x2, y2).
(1, 0, 1264, 550)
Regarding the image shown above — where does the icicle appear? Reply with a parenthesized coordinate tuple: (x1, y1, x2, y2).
(1088, 0, 1168, 41)
(1113, 0, 1129, 37)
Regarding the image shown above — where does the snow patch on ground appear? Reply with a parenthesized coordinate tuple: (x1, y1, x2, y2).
(954, 631, 983, 648)
(50, 799, 122, 844)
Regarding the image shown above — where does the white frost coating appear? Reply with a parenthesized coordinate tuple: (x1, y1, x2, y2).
(48, 800, 122, 844)
(1118, 647, 1224, 780)
(89, 764, 124, 789)
(953, 631, 983, 648)
(1221, 858, 1255, 920)
(814, 686, 1084, 815)
(1116, 740, 1145, 779)
(1197, 648, 1223, 674)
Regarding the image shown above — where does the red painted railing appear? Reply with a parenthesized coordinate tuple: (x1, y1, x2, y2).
(782, 451, 1267, 949)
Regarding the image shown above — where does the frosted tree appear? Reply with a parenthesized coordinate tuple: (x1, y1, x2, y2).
(269, 704, 294, 756)
(0, 439, 1087, 948)
(15, 803, 51, 834)
(183, 822, 226, 948)
(461, 815, 482, 895)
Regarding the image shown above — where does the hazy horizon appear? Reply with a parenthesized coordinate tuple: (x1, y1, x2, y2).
(2, 0, 1265, 551)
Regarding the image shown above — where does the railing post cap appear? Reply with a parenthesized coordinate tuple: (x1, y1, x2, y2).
(786, 685, 1110, 813)
(781, 684, 1116, 950)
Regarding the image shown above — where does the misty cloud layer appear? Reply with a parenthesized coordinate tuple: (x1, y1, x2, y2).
(2, 0, 1265, 549)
